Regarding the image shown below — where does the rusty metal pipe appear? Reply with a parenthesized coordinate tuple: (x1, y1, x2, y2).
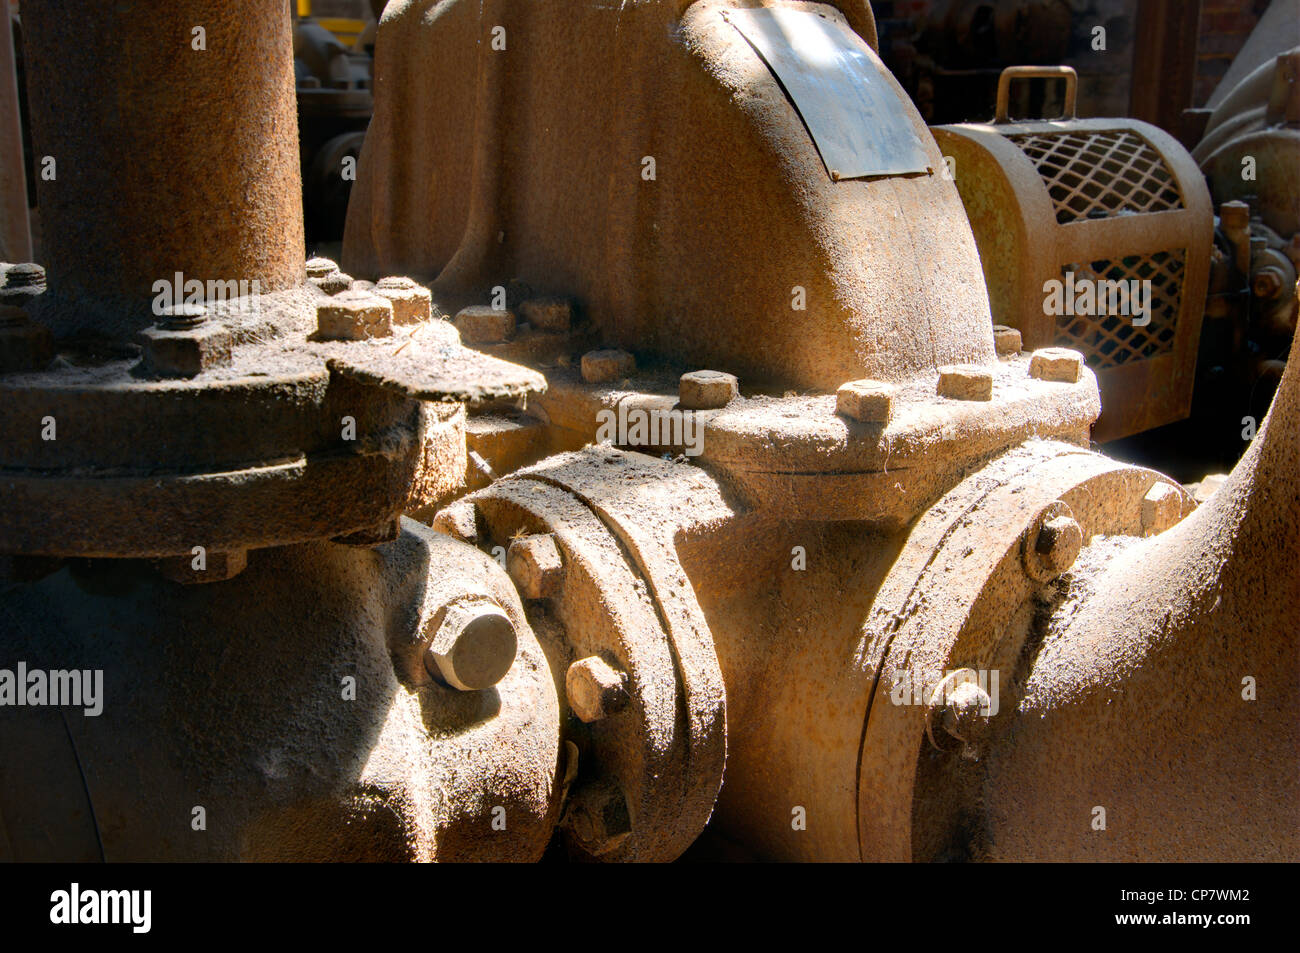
(21, 0, 305, 338)
(0, 0, 30, 262)
(982, 318, 1300, 861)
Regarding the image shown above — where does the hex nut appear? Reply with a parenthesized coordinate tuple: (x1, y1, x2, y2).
(519, 296, 572, 333)
(1024, 501, 1083, 582)
(0, 263, 46, 308)
(432, 500, 480, 544)
(316, 271, 354, 295)
(424, 599, 518, 691)
(992, 325, 1023, 356)
(305, 256, 339, 279)
(1142, 481, 1184, 536)
(937, 364, 993, 401)
(941, 679, 992, 741)
(1029, 347, 1084, 383)
(679, 370, 739, 410)
(140, 321, 234, 378)
(836, 379, 894, 423)
(374, 276, 432, 325)
(506, 533, 564, 600)
(581, 348, 635, 384)
(566, 780, 632, 856)
(566, 655, 629, 723)
(316, 290, 393, 341)
(1192, 473, 1227, 504)
(3, 262, 45, 287)
(455, 305, 516, 343)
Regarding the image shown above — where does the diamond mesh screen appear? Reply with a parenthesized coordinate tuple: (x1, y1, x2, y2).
(1055, 250, 1185, 369)
(1010, 130, 1184, 224)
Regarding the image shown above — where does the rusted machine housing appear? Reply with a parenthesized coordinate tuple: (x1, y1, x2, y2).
(2, 0, 1297, 866)
(934, 66, 1213, 441)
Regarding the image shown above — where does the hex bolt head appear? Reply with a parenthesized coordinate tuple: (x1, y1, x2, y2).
(158, 302, 207, 330)
(374, 276, 433, 325)
(1029, 347, 1084, 383)
(424, 599, 518, 692)
(1024, 500, 1083, 582)
(506, 533, 564, 600)
(431, 500, 480, 544)
(1253, 266, 1286, 300)
(679, 369, 739, 410)
(992, 325, 1023, 356)
(519, 296, 572, 332)
(4, 263, 45, 288)
(836, 378, 894, 423)
(941, 680, 992, 740)
(305, 256, 339, 279)
(316, 271, 354, 295)
(565, 780, 632, 856)
(454, 305, 516, 343)
(316, 290, 393, 341)
(937, 364, 993, 401)
(926, 671, 993, 760)
(566, 655, 630, 723)
(140, 308, 233, 378)
(581, 348, 635, 383)
(1142, 481, 1184, 536)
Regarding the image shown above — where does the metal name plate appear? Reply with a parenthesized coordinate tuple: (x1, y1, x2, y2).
(725, 6, 931, 181)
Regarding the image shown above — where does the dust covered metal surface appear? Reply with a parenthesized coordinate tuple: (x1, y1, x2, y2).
(724, 7, 930, 180)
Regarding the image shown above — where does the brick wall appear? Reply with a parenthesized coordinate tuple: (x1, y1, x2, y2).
(1194, 0, 1269, 105)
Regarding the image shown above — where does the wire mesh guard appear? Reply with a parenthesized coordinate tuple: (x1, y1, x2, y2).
(1055, 250, 1186, 369)
(1010, 130, 1184, 224)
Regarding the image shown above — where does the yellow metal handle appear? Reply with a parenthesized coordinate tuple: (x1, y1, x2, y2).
(995, 66, 1078, 124)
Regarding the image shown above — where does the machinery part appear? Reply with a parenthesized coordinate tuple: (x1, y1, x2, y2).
(682, 437, 1193, 861)
(935, 68, 1214, 440)
(23, 1, 306, 339)
(981, 315, 1300, 862)
(0, 521, 561, 861)
(7, 0, 1297, 868)
(1203, 0, 1300, 114)
(566, 656, 631, 724)
(1192, 48, 1299, 459)
(519, 347, 1099, 530)
(1, 0, 560, 863)
(305, 131, 370, 243)
(441, 447, 729, 862)
(423, 597, 518, 691)
(0, 0, 29, 262)
(994, 64, 1076, 124)
(343, 0, 995, 393)
(1196, 49, 1300, 240)
(294, 4, 376, 243)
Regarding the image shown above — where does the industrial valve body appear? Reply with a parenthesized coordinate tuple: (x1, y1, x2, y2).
(0, 0, 1296, 864)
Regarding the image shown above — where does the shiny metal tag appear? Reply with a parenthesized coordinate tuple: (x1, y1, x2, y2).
(726, 6, 931, 181)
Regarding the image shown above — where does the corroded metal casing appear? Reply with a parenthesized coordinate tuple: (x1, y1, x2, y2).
(934, 69, 1212, 441)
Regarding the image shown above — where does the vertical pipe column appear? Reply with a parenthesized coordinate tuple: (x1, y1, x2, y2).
(0, 0, 30, 262)
(22, 1, 305, 338)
